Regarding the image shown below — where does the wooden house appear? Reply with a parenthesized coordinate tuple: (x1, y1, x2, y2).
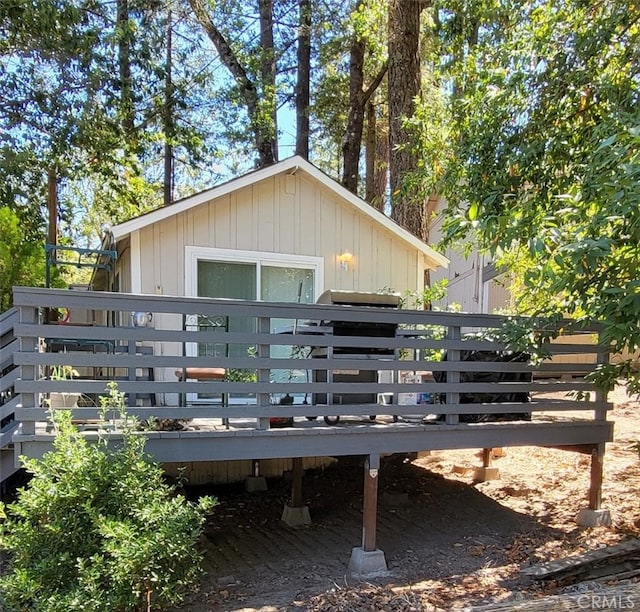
(2, 158, 614, 576)
(99, 155, 447, 300)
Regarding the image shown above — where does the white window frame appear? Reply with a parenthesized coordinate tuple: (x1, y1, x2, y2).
(184, 246, 324, 405)
(185, 246, 323, 299)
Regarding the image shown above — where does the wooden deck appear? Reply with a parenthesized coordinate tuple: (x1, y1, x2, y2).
(3, 286, 617, 571)
(15, 412, 613, 465)
(7, 286, 612, 462)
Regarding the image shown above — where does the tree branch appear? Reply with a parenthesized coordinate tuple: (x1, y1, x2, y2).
(362, 60, 388, 105)
(187, 0, 259, 117)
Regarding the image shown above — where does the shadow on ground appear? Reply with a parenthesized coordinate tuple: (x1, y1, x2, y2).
(177, 455, 560, 611)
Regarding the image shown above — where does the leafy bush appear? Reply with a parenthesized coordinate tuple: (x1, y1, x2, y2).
(0, 383, 216, 611)
(0, 207, 48, 311)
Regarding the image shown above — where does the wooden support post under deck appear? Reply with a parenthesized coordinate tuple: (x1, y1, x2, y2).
(349, 451, 387, 575)
(291, 457, 303, 507)
(474, 447, 500, 481)
(589, 443, 605, 511)
(362, 453, 380, 552)
(245, 459, 267, 492)
(576, 441, 611, 526)
(281, 457, 310, 526)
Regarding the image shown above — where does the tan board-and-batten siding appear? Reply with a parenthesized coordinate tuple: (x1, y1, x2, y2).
(127, 171, 424, 299)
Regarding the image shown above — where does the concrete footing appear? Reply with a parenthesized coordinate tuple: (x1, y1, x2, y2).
(473, 466, 501, 481)
(244, 476, 268, 493)
(281, 504, 311, 527)
(576, 508, 612, 527)
(348, 547, 388, 577)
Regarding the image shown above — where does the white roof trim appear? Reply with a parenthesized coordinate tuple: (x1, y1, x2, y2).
(111, 155, 448, 269)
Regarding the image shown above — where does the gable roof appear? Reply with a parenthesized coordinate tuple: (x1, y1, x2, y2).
(111, 155, 448, 270)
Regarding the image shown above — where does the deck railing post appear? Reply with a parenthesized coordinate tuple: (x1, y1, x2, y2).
(445, 325, 461, 425)
(595, 346, 609, 421)
(17, 305, 38, 436)
(127, 338, 137, 407)
(327, 334, 334, 408)
(257, 316, 270, 430)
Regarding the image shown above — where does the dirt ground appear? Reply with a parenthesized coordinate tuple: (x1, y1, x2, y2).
(175, 385, 640, 611)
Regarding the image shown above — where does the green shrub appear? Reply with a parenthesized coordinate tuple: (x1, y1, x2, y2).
(0, 383, 216, 611)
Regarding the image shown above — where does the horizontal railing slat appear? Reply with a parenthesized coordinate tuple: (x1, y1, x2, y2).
(15, 378, 596, 396)
(19, 325, 602, 355)
(12, 287, 516, 328)
(16, 323, 524, 352)
(17, 398, 611, 423)
(0, 366, 19, 394)
(1, 395, 20, 422)
(13, 287, 604, 332)
(0, 421, 19, 446)
(12, 350, 600, 374)
(1, 336, 18, 371)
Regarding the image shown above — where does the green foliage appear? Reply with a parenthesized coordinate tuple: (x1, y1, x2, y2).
(1, 0, 216, 251)
(49, 364, 79, 380)
(398, 278, 449, 310)
(427, 0, 640, 392)
(225, 345, 258, 383)
(385, 280, 451, 362)
(0, 383, 216, 611)
(313, 1, 387, 172)
(0, 207, 46, 310)
(496, 315, 563, 365)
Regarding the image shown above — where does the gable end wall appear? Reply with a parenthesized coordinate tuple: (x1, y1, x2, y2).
(127, 173, 424, 298)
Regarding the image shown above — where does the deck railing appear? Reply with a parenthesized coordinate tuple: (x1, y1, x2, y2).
(11, 286, 610, 437)
(1, 307, 20, 482)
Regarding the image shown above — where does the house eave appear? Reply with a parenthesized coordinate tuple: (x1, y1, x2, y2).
(110, 156, 449, 270)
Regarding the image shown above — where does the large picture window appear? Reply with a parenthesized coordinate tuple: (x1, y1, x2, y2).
(185, 247, 323, 404)
(186, 246, 321, 303)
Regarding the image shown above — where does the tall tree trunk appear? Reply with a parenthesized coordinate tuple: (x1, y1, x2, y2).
(365, 101, 376, 204)
(365, 100, 388, 212)
(163, 8, 173, 207)
(189, 0, 277, 167)
(259, 0, 277, 163)
(295, 0, 311, 159)
(341, 36, 366, 193)
(388, 0, 426, 240)
(341, 29, 387, 196)
(117, 0, 135, 139)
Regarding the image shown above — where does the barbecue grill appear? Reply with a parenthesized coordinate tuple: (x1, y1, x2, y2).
(311, 290, 399, 424)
